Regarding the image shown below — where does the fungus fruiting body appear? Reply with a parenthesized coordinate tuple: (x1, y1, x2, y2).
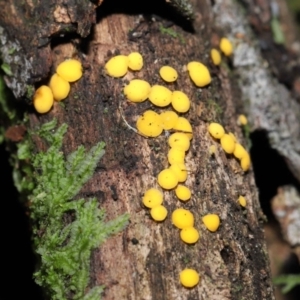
(210, 48, 221, 65)
(128, 52, 143, 71)
(142, 188, 163, 208)
(168, 148, 185, 165)
(159, 66, 178, 82)
(220, 38, 233, 56)
(169, 163, 188, 182)
(56, 59, 83, 82)
(208, 123, 225, 139)
(241, 152, 251, 171)
(33, 85, 54, 113)
(220, 134, 235, 154)
(150, 205, 168, 221)
(238, 114, 248, 125)
(187, 61, 211, 87)
(172, 208, 194, 229)
(171, 91, 190, 113)
(202, 214, 220, 232)
(124, 79, 151, 102)
(233, 143, 247, 160)
(180, 269, 200, 288)
(159, 111, 179, 130)
(157, 169, 178, 190)
(175, 185, 191, 201)
(228, 132, 237, 143)
(238, 196, 247, 207)
(180, 227, 199, 243)
(49, 74, 70, 101)
(168, 132, 190, 151)
(136, 110, 163, 137)
(148, 85, 172, 107)
(173, 117, 193, 140)
(105, 55, 129, 77)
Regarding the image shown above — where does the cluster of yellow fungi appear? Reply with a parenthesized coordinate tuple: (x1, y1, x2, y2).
(33, 59, 83, 113)
(104, 36, 243, 289)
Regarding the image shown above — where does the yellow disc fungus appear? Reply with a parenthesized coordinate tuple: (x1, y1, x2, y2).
(157, 168, 178, 190)
(33, 85, 54, 114)
(220, 37, 233, 56)
(202, 214, 220, 232)
(238, 114, 248, 126)
(159, 111, 179, 130)
(169, 163, 188, 182)
(220, 133, 235, 154)
(105, 55, 129, 78)
(56, 59, 83, 82)
(159, 66, 178, 82)
(180, 227, 199, 244)
(150, 205, 168, 221)
(136, 110, 163, 137)
(142, 188, 163, 208)
(208, 122, 225, 139)
(123, 79, 151, 102)
(49, 73, 70, 101)
(180, 269, 200, 288)
(187, 61, 211, 87)
(167, 148, 185, 165)
(233, 143, 247, 160)
(128, 52, 143, 71)
(148, 85, 172, 107)
(240, 152, 251, 171)
(171, 91, 190, 113)
(228, 132, 237, 143)
(238, 195, 247, 207)
(168, 132, 190, 151)
(175, 185, 191, 201)
(173, 117, 193, 140)
(172, 208, 194, 229)
(210, 48, 221, 65)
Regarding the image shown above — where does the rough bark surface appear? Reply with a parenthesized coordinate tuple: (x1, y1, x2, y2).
(3, 0, 298, 299)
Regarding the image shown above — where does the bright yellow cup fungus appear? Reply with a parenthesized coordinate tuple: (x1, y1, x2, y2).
(159, 66, 178, 82)
(220, 37, 233, 56)
(142, 188, 163, 208)
(173, 117, 193, 140)
(157, 168, 178, 190)
(187, 61, 211, 87)
(180, 227, 199, 243)
(33, 85, 54, 114)
(123, 79, 151, 102)
(150, 205, 168, 221)
(233, 143, 247, 160)
(202, 214, 220, 232)
(105, 55, 129, 78)
(159, 111, 179, 130)
(148, 85, 172, 107)
(128, 52, 143, 71)
(175, 185, 191, 201)
(136, 110, 163, 137)
(49, 73, 70, 101)
(172, 208, 194, 229)
(240, 152, 251, 171)
(220, 133, 235, 154)
(171, 91, 190, 113)
(167, 148, 185, 165)
(238, 195, 247, 207)
(169, 163, 188, 182)
(208, 122, 225, 139)
(56, 59, 82, 82)
(180, 269, 200, 288)
(238, 114, 248, 126)
(168, 132, 190, 151)
(210, 48, 221, 65)
(228, 132, 237, 143)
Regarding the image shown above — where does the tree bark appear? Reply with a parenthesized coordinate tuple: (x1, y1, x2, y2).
(2, 0, 299, 299)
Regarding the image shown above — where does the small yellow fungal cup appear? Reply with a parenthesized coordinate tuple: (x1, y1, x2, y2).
(56, 59, 83, 82)
(208, 122, 225, 139)
(180, 269, 200, 288)
(173, 117, 193, 140)
(172, 208, 194, 229)
(159, 66, 178, 82)
(105, 55, 129, 78)
(220, 37, 233, 56)
(150, 205, 168, 221)
(49, 73, 70, 101)
(210, 48, 221, 65)
(148, 85, 172, 107)
(238, 196, 247, 207)
(175, 185, 191, 201)
(187, 61, 211, 87)
(33, 85, 54, 114)
(240, 152, 251, 171)
(171, 91, 190, 113)
(169, 163, 188, 182)
(159, 111, 179, 130)
(167, 148, 185, 165)
(136, 110, 163, 137)
(202, 214, 220, 232)
(128, 52, 143, 71)
(180, 227, 199, 244)
(124, 79, 151, 102)
(157, 169, 178, 190)
(142, 188, 163, 208)
(220, 133, 235, 154)
(168, 132, 190, 151)
(238, 114, 248, 126)
(233, 143, 247, 160)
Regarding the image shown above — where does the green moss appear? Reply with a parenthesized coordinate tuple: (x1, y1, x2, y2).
(28, 119, 129, 300)
(273, 274, 300, 294)
(159, 25, 185, 44)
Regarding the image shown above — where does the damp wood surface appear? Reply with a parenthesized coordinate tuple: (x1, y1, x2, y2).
(5, 0, 300, 299)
